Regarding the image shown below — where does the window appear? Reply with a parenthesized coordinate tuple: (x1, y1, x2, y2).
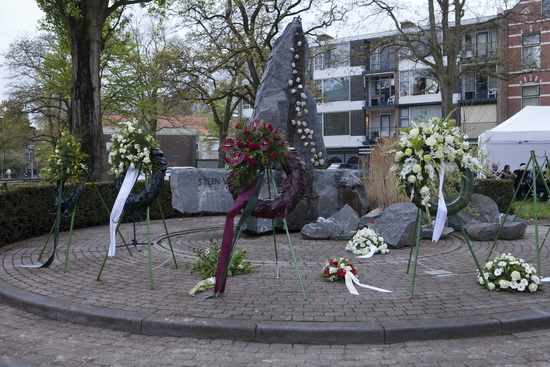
(369, 44, 396, 71)
(522, 85, 540, 108)
(313, 43, 349, 70)
(399, 71, 410, 97)
(462, 30, 497, 59)
(522, 34, 540, 69)
(322, 112, 350, 136)
(462, 71, 497, 99)
(399, 108, 410, 128)
(543, 0, 550, 19)
(314, 52, 324, 70)
(367, 76, 395, 106)
(314, 78, 350, 102)
(399, 69, 439, 96)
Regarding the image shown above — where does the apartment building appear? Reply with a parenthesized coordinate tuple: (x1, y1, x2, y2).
(240, 3, 550, 167)
(504, 0, 550, 119)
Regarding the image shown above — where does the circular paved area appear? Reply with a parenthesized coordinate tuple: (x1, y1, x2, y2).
(1, 216, 550, 344)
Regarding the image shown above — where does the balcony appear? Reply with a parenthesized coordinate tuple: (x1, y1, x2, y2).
(461, 121, 498, 140)
(364, 91, 396, 109)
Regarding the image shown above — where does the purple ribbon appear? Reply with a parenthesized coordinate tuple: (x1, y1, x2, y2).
(214, 181, 257, 293)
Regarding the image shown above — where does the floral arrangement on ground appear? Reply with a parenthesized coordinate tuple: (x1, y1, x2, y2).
(391, 117, 481, 209)
(478, 253, 541, 292)
(188, 241, 257, 296)
(108, 119, 159, 178)
(221, 119, 295, 190)
(42, 131, 88, 184)
(346, 227, 389, 257)
(321, 256, 357, 282)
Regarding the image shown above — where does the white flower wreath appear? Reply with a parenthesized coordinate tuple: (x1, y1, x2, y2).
(391, 117, 481, 211)
(108, 119, 159, 178)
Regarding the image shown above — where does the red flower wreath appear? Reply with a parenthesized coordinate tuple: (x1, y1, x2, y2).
(222, 119, 306, 218)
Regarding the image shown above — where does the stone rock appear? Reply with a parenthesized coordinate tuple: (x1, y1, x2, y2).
(358, 207, 384, 229)
(447, 210, 480, 230)
(467, 223, 502, 241)
(250, 17, 326, 169)
(466, 214, 527, 241)
(370, 203, 418, 248)
(300, 204, 360, 240)
(245, 168, 368, 233)
(170, 168, 233, 214)
(498, 215, 527, 240)
(448, 194, 499, 230)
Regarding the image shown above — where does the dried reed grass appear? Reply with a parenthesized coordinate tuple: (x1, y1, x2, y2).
(364, 136, 409, 209)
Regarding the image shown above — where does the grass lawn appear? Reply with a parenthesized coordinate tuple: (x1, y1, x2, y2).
(512, 199, 550, 220)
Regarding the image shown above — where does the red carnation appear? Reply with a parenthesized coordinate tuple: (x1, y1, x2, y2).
(236, 141, 245, 148)
(248, 142, 259, 149)
(246, 137, 252, 141)
(235, 124, 240, 129)
(337, 269, 346, 277)
(243, 129, 250, 134)
(274, 129, 279, 134)
(270, 152, 277, 158)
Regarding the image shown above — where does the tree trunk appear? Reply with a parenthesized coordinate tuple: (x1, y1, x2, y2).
(68, 0, 107, 181)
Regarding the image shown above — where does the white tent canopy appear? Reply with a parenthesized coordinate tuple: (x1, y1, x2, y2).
(478, 106, 550, 171)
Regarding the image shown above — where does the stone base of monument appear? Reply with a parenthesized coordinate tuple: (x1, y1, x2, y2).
(170, 167, 369, 234)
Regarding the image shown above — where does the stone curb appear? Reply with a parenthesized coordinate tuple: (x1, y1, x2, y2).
(2, 279, 550, 344)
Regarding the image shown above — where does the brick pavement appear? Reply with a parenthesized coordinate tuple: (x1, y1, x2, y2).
(1, 216, 550, 346)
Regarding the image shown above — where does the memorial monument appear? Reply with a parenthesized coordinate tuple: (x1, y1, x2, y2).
(171, 18, 368, 230)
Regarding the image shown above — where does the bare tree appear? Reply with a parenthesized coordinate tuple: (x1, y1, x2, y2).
(167, 0, 348, 166)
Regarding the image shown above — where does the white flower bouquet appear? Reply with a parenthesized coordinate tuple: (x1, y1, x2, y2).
(108, 119, 159, 178)
(391, 117, 481, 210)
(477, 253, 541, 292)
(346, 227, 389, 257)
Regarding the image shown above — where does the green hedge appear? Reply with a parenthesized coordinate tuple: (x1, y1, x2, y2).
(474, 178, 515, 213)
(0, 181, 185, 247)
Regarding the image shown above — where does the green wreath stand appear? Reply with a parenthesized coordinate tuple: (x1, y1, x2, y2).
(485, 150, 550, 278)
(405, 167, 489, 297)
(96, 148, 178, 290)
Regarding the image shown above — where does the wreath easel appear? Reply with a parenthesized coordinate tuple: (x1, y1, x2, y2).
(28, 132, 89, 271)
(391, 118, 489, 297)
(208, 119, 308, 299)
(96, 120, 177, 290)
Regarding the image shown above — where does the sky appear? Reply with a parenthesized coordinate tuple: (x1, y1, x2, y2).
(0, 0, 44, 99)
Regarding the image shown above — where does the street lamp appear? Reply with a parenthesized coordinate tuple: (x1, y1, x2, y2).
(27, 144, 35, 179)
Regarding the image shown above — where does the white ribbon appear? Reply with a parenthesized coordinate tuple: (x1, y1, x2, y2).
(109, 167, 140, 257)
(356, 243, 379, 259)
(432, 167, 447, 242)
(344, 266, 392, 295)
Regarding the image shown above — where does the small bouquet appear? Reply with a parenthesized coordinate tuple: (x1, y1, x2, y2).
(478, 253, 541, 292)
(187, 241, 257, 279)
(108, 119, 159, 178)
(320, 256, 357, 282)
(346, 227, 389, 257)
(188, 277, 215, 297)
